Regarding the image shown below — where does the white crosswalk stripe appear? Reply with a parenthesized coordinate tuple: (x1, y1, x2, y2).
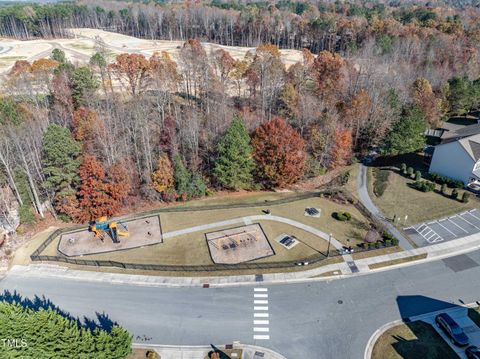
(253, 288, 270, 341)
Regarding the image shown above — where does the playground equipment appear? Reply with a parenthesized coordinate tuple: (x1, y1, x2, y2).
(89, 216, 129, 243)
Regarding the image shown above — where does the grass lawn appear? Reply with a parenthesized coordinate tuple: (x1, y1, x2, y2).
(9, 227, 58, 269)
(369, 168, 479, 226)
(371, 321, 459, 359)
(344, 163, 360, 199)
(161, 196, 371, 248)
(368, 254, 428, 270)
(351, 246, 402, 260)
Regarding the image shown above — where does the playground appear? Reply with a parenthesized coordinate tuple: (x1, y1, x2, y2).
(206, 223, 274, 264)
(58, 216, 162, 256)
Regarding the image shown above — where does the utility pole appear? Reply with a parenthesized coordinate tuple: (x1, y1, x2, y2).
(327, 233, 332, 257)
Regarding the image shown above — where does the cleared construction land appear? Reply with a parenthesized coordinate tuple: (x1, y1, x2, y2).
(0, 28, 305, 74)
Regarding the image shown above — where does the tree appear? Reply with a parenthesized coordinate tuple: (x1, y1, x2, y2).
(42, 124, 81, 202)
(151, 154, 174, 194)
(251, 117, 306, 188)
(51, 48, 67, 64)
(71, 67, 99, 106)
(173, 155, 206, 200)
(412, 78, 441, 128)
(312, 51, 346, 104)
(384, 107, 426, 155)
(448, 77, 473, 115)
(213, 116, 254, 190)
(109, 53, 150, 96)
(330, 127, 353, 169)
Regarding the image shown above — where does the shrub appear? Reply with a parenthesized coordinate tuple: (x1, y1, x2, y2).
(146, 351, 158, 359)
(429, 172, 464, 188)
(392, 238, 399, 246)
(383, 231, 395, 241)
(333, 211, 352, 221)
(400, 163, 407, 174)
(368, 242, 375, 250)
(375, 241, 381, 249)
(440, 183, 447, 194)
(451, 188, 459, 200)
(462, 192, 470, 203)
(415, 170, 421, 181)
(412, 180, 435, 192)
(407, 167, 414, 177)
(373, 169, 390, 197)
(385, 239, 392, 246)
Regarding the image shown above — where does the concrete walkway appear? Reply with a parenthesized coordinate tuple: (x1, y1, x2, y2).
(133, 343, 287, 359)
(357, 164, 414, 250)
(12, 228, 480, 287)
(163, 214, 344, 250)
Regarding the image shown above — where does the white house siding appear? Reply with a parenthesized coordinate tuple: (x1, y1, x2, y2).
(429, 141, 475, 184)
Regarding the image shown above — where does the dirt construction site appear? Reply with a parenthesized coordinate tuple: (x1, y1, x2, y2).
(0, 27, 305, 75)
(206, 223, 275, 264)
(58, 216, 163, 256)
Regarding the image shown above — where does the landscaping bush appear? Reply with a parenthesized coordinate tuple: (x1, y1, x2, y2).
(411, 180, 435, 192)
(407, 167, 414, 177)
(451, 188, 459, 200)
(462, 192, 470, 203)
(373, 169, 390, 197)
(0, 301, 132, 358)
(383, 231, 395, 241)
(385, 239, 392, 246)
(415, 170, 421, 181)
(429, 172, 464, 188)
(400, 163, 407, 174)
(146, 351, 158, 359)
(392, 238, 399, 246)
(440, 183, 447, 195)
(333, 211, 352, 221)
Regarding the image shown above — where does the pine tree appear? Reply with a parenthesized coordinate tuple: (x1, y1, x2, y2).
(384, 106, 426, 155)
(42, 124, 81, 200)
(213, 116, 254, 190)
(173, 155, 206, 200)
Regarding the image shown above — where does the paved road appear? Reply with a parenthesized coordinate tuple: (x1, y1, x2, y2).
(2, 250, 480, 358)
(357, 164, 414, 250)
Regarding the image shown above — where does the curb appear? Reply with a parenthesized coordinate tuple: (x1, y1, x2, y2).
(132, 342, 288, 359)
(363, 302, 479, 359)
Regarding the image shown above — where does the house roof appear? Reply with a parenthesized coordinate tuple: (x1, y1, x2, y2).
(458, 134, 480, 161)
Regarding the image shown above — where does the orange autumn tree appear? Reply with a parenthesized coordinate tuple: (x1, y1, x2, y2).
(330, 127, 353, 169)
(312, 51, 346, 104)
(251, 117, 306, 188)
(109, 53, 150, 96)
(69, 155, 130, 222)
(151, 154, 174, 194)
(412, 78, 442, 128)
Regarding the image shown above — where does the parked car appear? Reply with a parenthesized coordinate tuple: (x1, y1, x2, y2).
(435, 313, 470, 347)
(466, 346, 480, 359)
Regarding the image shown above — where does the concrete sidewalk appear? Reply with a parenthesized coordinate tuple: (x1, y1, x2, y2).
(9, 228, 480, 287)
(133, 343, 287, 359)
(357, 164, 414, 250)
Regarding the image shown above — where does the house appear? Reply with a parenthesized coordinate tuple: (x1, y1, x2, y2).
(428, 119, 480, 185)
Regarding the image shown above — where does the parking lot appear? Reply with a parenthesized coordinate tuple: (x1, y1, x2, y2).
(404, 209, 480, 247)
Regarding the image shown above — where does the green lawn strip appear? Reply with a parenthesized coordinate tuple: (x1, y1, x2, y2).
(372, 321, 459, 359)
(350, 246, 402, 260)
(368, 253, 427, 270)
(368, 168, 478, 226)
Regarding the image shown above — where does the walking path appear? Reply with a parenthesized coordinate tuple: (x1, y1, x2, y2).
(163, 214, 344, 250)
(133, 343, 287, 359)
(357, 164, 414, 250)
(11, 228, 480, 287)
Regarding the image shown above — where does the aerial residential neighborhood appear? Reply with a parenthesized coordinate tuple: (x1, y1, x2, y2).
(0, 1, 480, 359)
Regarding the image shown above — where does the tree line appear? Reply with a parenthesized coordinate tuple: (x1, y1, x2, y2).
(0, 28, 480, 226)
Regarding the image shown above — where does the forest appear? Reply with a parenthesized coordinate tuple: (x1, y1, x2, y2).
(1, 0, 480, 228)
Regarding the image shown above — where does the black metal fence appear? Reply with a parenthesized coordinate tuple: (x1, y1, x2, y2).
(30, 188, 396, 272)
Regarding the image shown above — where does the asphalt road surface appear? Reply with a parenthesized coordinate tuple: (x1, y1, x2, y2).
(2, 251, 480, 359)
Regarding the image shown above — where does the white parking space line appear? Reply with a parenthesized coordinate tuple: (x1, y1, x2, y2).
(457, 214, 480, 229)
(437, 220, 458, 236)
(254, 306, 268, 311)
(448, 216, 468, 233)
(254, 300, 268, 304)
(468, 209, 480, 220)
(254, 288, 268, 292)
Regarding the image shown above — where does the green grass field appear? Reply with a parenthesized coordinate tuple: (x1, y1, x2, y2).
(369, 168, 478, 226)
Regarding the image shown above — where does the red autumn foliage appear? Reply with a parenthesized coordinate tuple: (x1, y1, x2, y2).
(109, 53, 150, 95)
(251, 117, 306, 188)
(330, 127, 353, 169)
